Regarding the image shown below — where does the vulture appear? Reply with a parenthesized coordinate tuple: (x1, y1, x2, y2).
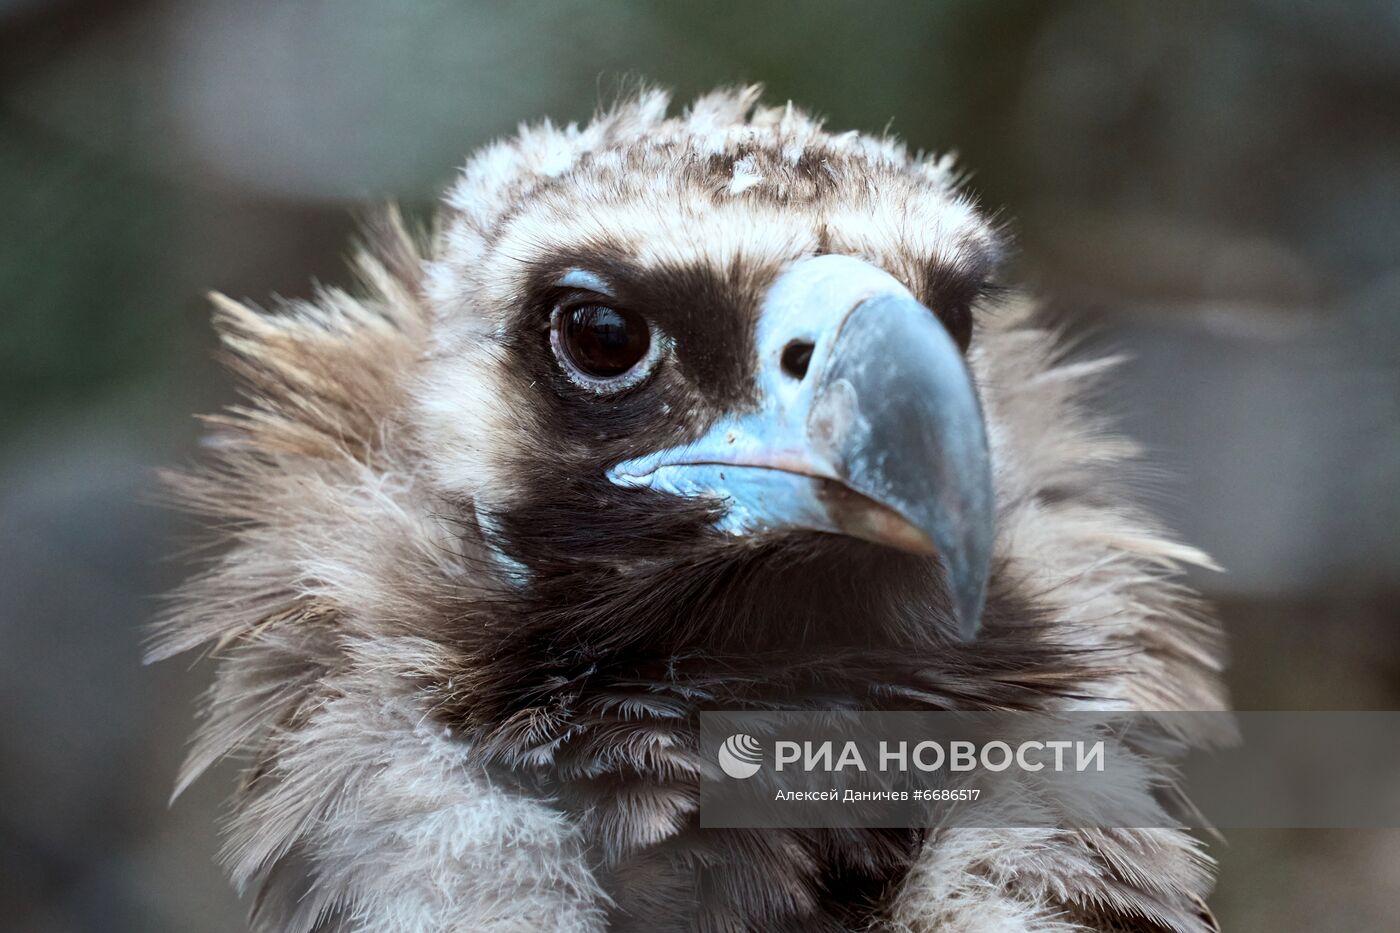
(154, 87, 1228, 932)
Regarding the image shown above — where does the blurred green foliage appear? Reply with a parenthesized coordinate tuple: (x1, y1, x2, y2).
(0, 117, 179, 429)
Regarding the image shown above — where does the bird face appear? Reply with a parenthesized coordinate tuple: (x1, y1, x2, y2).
(416, 89, 1003, 651)
(156, 89, 1227, 933)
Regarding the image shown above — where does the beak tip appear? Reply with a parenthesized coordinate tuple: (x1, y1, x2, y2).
(946, 548, 989, 641)
(955, 595, 985, 641)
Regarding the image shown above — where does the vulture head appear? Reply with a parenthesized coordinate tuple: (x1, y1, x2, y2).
(156, 87, 1227, 933)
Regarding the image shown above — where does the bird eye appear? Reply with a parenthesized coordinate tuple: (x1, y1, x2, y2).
(941, 302, 973, 353)
(550, 302, 658, 391)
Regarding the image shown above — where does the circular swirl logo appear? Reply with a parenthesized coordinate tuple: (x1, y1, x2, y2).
(718, 733, 764, 779)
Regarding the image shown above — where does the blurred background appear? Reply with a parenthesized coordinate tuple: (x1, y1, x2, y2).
(2, 2, 1398, 930)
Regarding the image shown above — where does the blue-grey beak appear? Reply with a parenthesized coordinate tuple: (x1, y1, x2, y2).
(609, 255, 995, 639)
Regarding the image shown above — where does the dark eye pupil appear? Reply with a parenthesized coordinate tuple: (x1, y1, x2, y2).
(562, 305, 650, 378)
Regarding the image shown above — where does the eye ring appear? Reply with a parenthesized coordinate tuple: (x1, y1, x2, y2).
(549, 302, 666, 392)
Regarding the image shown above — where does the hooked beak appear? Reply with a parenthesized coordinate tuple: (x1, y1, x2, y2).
(608, 255, 995, 639)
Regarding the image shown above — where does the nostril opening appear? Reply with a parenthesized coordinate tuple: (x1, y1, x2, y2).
(780, 340, 814, 380)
